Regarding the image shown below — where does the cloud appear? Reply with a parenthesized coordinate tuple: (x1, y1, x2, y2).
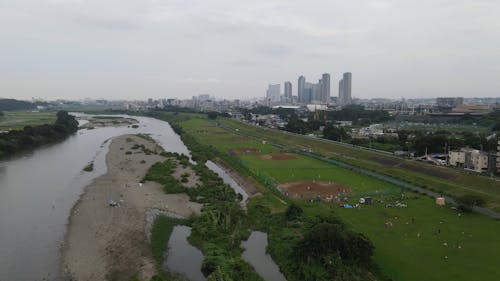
(0, 0, 499, 100)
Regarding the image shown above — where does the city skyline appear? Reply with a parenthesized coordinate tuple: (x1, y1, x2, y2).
(1, 1, 500, 101)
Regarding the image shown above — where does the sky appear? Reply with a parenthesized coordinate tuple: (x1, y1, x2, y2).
(1, 0, 499, 101)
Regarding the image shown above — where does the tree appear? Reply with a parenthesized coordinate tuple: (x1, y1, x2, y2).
(323, 124, 348, 141)
(0, 111, 4, 117)
(207, 112, 218, 119)
(285, 203, 303, 221)
(285, 117, 312, 134)
(456, 194, 485, 212)
(294, 222, 374, 266)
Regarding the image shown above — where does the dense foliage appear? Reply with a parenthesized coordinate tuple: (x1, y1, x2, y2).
(285, 117, 313, 134)
(327, 105, 393, 125)
(456, 194, 486, 212)
(323, 124, 349, 142)
(0, 110, 78, 158)
(408, 130, 497, 155)
(144, 110, 380, 281)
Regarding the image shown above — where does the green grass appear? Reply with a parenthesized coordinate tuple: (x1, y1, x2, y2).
(215, 118, 500, 211)
(333, 200, 500, 281)
(0, 111, 56, 131)
(174, 113, 500, 281)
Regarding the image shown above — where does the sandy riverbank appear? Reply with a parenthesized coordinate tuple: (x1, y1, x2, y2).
(62, 134, 202, 281)
(78, 116, 138, 129)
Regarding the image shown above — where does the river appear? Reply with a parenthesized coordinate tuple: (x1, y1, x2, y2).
(0, 115, 190, 281)
(242, 231, 287, 281)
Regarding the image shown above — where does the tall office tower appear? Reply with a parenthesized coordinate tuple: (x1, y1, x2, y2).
(266, 84, 281, 103)
(298, 76, 306, 103)
(304, 82, 314, 103)
(284, 81, 292, 101)
(321, 73, 331, 103)
(312, 81, 321, 102)
(338, 79, 344, 105)
(342, 72, 352, 105)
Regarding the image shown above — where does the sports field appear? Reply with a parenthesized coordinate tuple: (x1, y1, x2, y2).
(216, 118, 500, 212)
(178, 114, 500, 281)
(0, 111, 56, 131)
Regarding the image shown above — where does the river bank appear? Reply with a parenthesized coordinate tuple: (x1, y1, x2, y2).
(210, 158, 259, 197)
(62, 134, 202, 280)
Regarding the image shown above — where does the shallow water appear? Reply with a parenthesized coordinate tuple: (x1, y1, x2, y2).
(0, 114, 190, 281)
(205, 160, 249, 205)
(242, 231, 287, 281)
(163, 225, 205, 281)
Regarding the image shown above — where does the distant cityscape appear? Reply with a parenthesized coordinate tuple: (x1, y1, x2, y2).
(266, 72, 351, 106)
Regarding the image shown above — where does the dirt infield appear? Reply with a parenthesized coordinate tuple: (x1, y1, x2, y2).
(280, 180, 351, 201)
(259, 153, 297, 160)
(228, 148, 260, 155)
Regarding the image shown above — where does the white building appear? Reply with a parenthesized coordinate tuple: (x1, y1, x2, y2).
(449, 148, 489, 173)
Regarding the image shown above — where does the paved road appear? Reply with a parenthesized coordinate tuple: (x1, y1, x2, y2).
(217, 121, 500, 219)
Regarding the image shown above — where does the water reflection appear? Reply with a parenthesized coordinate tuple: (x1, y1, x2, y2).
(164, 226, 205, 281)
(242, 231, 287, 281)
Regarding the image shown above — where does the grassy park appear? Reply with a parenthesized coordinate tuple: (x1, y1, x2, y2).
(215, 118, 500, 211)
(0, 111, 56, 131)
(172, 113, 500, 281)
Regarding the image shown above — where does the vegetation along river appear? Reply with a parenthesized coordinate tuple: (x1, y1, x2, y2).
(0, 114, 190, 281)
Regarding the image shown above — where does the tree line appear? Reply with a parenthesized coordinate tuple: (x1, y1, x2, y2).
(0, 111, 78, 158)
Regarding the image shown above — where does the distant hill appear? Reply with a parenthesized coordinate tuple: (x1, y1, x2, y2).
(0, 99, 36, 111)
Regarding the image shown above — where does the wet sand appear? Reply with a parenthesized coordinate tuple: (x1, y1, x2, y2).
(62, 134, 202, 281)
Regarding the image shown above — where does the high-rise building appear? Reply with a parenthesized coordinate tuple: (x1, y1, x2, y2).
(338, 78, 344, 104)
(298, 76, 305, 103)
(297, 74, 330, 104)
(339, 72, 352, 105)
(312, 82, 320, 102)
(266, 84, 281, 103)
(320, 73, 331, 103)
(284, 81, 292, 100)
(303, 82, 314, 103)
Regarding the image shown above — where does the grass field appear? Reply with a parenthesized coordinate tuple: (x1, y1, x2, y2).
(176, 114, 500, 281)
(0, 111, 56, 131)
(215, 118, 500, 212)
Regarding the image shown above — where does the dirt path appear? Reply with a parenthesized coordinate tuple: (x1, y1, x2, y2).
(62, 135, 202, 281)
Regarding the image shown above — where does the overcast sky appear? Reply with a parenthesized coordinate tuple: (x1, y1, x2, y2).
(1, 0, 499, 101)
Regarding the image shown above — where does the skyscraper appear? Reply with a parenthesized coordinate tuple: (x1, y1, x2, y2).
(343, 72, 352, 105)
(284, 81, 292, 102)
(266, 84, 281, 103)
(338, 72, 352, 105)
(304, 82, 314, 103)
(338, 78, 344, 104)
(320, 73, 331, 103)
(298, 76, 305, 103)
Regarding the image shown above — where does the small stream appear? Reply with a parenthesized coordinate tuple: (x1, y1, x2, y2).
(205, 160, 249, 206)
(242, 231, 287, 281)
(163, 226, 205, 281)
